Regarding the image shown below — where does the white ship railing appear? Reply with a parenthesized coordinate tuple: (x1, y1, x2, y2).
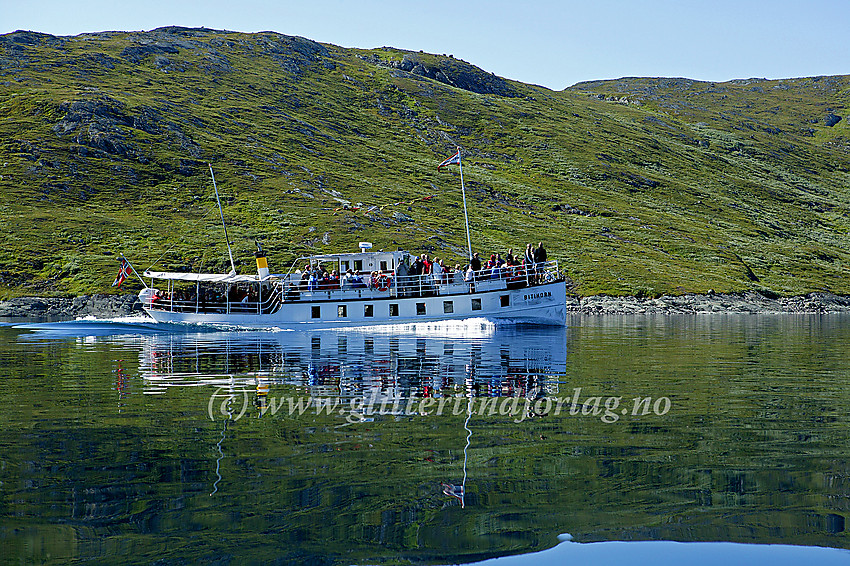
(144, 261, 561, 314)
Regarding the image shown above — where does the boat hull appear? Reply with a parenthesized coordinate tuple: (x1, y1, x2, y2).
(142, 280, 567, 328)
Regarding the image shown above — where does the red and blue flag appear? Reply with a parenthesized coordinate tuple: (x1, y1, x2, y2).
(438, 150, 461, 170)
(111, 257, 132, 288)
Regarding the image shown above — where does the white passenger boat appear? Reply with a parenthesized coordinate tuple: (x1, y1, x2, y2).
(139, 244, 567, 328)
(130, 161, 566, 328)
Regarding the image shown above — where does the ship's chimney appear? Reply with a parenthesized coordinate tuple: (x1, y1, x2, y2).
(255, 241, 270, 280)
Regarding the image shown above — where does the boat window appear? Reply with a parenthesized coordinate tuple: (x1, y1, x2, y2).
(500, 295, 510, 307)
(364, 304, 374, 317)
(389, 304, 399, 316)
(354, 260, 363, 271)
(337, 305, 347, 317)
(341, 261, 349, 271)
(311, 306, 321, 318)
(380, 260, 388, 271)
(443, 301, 454, 313)
(416, 303, 426, 315)
(471, 298, 482, 311)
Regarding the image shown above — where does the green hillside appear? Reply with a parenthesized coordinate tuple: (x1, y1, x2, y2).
(1, 27, 848, 298)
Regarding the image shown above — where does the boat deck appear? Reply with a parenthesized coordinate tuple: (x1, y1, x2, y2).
(143, 262, 562, 317)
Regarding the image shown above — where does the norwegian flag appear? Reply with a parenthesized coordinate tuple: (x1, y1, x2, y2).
(437, 150, 461, 170)
(111, 257, 132, 288)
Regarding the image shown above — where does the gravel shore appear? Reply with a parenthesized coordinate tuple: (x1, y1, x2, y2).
(1, 291, 849, 321)
(0, 294, 143, 320)
(566, 291, 850, 315)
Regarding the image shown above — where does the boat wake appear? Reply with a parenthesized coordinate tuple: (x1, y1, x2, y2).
(13, 316, 211, 338)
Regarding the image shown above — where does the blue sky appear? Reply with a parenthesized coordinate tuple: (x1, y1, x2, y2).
(4, 0, 848, 90)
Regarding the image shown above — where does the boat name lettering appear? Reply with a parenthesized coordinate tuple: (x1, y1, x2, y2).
(523, 291, 552, 301)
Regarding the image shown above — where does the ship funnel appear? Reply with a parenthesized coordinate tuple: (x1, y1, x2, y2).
(255, 241, 270, 280)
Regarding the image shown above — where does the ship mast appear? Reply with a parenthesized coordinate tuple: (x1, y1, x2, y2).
(209, 164, 237, 275)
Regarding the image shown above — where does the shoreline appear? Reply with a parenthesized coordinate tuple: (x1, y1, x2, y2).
(566, 290, 850, 315)
(1, 291, 849, 320)
(0, 294, 144, 320)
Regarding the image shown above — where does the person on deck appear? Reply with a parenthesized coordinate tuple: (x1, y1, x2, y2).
(524, 243, 534, 265)
(533, 242, 547, 283)
(411, 256, 422, 277)
(454, 264, 464, 284)
(422, 254, 432, 275)
(524, 244, 535, 282)
(395, 259, 409, 297)
(431, 257, 443, 287)
(469, 252, 481, 281)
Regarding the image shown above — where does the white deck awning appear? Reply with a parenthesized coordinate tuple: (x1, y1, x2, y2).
(143, 271, 262, 283)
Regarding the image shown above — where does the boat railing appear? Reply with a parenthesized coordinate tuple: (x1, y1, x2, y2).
(277, 260, 561, 302)
(142, 261, 561, 312)
(144, 286, 283, 315)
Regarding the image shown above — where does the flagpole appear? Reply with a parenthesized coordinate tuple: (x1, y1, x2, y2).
(120, 253, 148, 288)
(457, 148, 473, 261)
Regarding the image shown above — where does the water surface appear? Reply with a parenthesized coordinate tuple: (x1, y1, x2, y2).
(1, 315, 848, 564)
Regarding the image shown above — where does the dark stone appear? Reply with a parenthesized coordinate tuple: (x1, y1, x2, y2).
(621, 172, 660, 189)
(154, 55, 172, 70)
(825, 113, 842, 127)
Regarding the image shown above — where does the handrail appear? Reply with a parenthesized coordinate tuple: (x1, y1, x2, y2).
(143, 261, 562, 312)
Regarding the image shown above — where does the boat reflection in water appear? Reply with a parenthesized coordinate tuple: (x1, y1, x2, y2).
(138, 320, 566, 522)
(138, 320, 568, 410)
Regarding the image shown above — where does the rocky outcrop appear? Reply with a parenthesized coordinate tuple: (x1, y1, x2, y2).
(0, 294, 142, 319)
(365, 52, 520, 98)
(255, 32, 333, 74)
(0, 30, 66, 49)
(566, 291, 850, 315)
(52, 95, 200, 161)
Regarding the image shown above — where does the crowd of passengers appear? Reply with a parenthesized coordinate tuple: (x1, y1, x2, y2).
(149, 285, 264, 308)
(152, 242, 550, 309)
(290, 241, 549, 293)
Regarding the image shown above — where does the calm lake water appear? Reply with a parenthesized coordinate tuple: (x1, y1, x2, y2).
(1, 315, 849, 565)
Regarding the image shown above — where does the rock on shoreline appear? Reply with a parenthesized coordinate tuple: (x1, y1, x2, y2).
(0, 294, 142, 319)
(567, 291, 850, 315)
(0, 291, 849, 320)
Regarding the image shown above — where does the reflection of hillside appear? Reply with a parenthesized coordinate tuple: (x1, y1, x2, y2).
(5, 318, 850, 564)
(138, 326, 568, 398)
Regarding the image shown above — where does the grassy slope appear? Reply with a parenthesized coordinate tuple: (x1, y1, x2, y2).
(0, 28, 848, 298)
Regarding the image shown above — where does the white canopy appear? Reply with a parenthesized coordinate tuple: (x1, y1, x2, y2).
(143, 271, 263, 284)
